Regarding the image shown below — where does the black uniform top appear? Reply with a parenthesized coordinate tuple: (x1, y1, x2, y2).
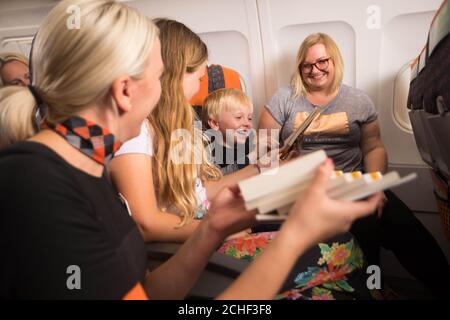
(0, 142, 147, 299)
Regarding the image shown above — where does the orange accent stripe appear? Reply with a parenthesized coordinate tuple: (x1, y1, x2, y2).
(430, 0, 447, 27)
(123, 283, 148, 300)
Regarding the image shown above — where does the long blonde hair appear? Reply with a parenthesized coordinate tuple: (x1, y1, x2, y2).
(291, 33, 344, 98)
(0, 0, 158, 149)
(0, 52, 29, 87)
(150, 19, 221, 226)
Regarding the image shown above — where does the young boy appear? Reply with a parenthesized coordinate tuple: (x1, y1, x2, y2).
(202, 88, 285, 235)
(202, 88, 257, 175)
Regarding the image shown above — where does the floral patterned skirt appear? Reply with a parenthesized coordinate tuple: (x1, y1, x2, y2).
(217, 231, 371, 300)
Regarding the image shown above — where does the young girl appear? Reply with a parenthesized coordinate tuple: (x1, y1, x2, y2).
(110, 19, 261, 242)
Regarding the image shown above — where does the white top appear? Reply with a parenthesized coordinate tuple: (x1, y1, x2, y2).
(115, 120, 153, 156)
(114, 120, 209, 219)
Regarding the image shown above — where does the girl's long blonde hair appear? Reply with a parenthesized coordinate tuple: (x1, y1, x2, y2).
(0, 0, 158, 149)
(291, 33, 344, 98)
(150, 19, 221, 226)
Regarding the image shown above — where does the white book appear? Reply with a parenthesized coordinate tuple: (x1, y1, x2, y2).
(237, 150, 418, 222)
(239, 150, 327, 203)
(252, 170, 345, 214)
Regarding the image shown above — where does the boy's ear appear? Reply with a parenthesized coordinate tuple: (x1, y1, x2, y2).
(208, 118, 220, 130)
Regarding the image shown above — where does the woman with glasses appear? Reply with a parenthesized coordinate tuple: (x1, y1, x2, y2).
(259, 32, 450, 299)
(0, 52, 30, 87)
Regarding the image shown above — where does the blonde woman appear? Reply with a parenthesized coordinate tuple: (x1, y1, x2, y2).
(0, 53, 34, 148)
(0, 52, 29, 87)
(110, 19, 380, 300)
(0, 0, 381, 299)
(259, 33, 450, 298)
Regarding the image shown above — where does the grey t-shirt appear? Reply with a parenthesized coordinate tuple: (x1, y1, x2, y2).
(266, 84, 377, 172)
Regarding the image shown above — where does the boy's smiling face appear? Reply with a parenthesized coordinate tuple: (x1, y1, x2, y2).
(210, 103, 253, 145)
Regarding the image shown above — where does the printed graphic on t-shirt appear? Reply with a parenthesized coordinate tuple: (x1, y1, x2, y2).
(294, 111, 350, 136)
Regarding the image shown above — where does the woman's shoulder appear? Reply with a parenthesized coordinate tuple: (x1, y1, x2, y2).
(341, 84, 372, 103)
(339, 85, 377, 119)
(0, 141, 83, 203)
(272, 85, 295, 99)
(267, 85, 302, 107)
(0, 141, 68, 174)
(2, 141, 104, 181)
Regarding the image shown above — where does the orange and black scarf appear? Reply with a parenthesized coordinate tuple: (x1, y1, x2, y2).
(45, 116, 121, 165)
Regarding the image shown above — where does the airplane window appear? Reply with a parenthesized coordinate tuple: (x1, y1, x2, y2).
(393, 61, 413, 133)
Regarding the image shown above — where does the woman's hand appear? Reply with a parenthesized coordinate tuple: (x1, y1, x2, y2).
(284, 158, 383, 249)
(205, 186, 257, 242)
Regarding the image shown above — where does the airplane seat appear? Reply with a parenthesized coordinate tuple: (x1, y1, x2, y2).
(407, 49, 439, 167)
(408, 0, 450, 241)
(406, 58, 419, 111)
(190, 64, 244, 120)
(406, 56, 437, 164)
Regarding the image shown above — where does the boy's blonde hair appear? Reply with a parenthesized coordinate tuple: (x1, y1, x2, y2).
(0, 0, 158, 149)
(202, 88, 253, 127)
(291, 33, 344, 98)
(0, 52, 29, 87)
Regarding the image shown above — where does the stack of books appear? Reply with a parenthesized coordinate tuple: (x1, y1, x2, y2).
(238, 150, 417, 221)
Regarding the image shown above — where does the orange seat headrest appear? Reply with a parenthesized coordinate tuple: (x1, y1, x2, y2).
(190, 64, 242, 107)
